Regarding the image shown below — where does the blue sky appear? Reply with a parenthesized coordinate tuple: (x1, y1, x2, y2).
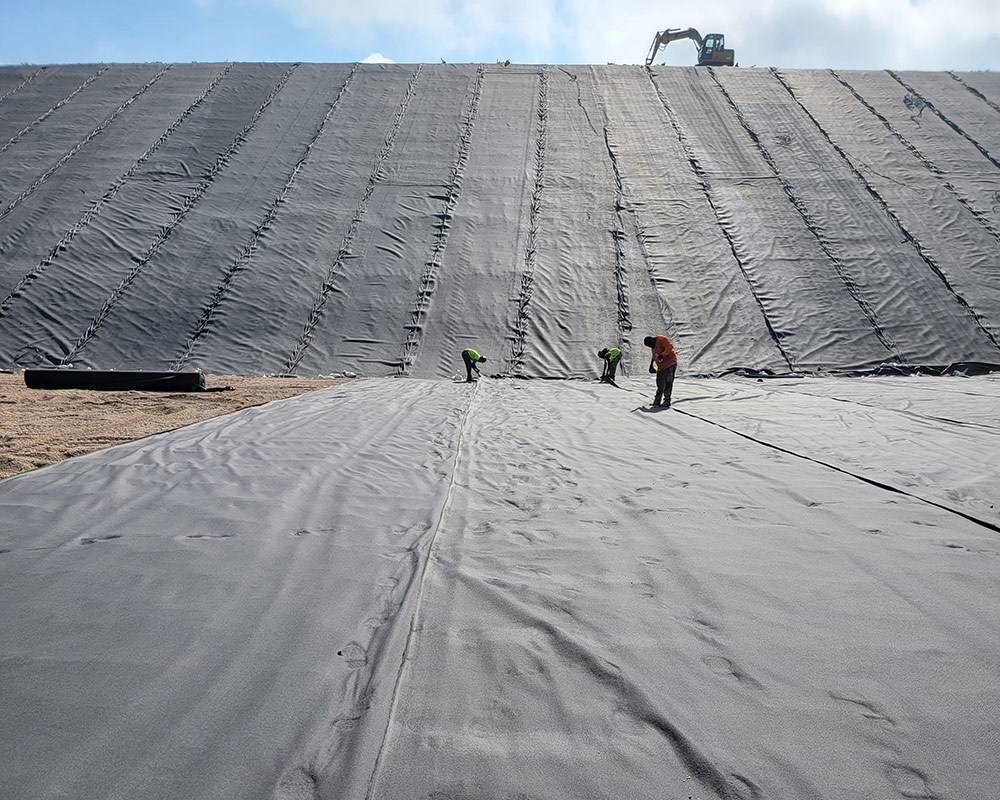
(2, 0, 999, 70)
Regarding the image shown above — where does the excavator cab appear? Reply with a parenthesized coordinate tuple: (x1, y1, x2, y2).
(697, 33, 735, 67)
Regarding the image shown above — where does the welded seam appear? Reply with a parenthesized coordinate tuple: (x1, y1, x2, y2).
(269, 385, 470, 798)
(0, 64, 235, 319)
(0, 65, 172, 224)
(601, 124, 672, 341)
(585, 72, 633, 366)
(830, 69, 1000, 246)
(605, 133, 634, 363)
(709, 69, 901, 360)
(773, 68, 1000, 353)
(508, 69, 547, 377)
(948, 71, 1000, 115)
(675, 406, 1000, 534)
(0, 66, 45, 105)
(593, 70, 677, 343)
(889, 71, 1000, 171)
(756, 382, 1000, 434)
(398, 65, 485, 376)
(173, 64, 360, 370)
(284, 65, 423, 375)
(647, 68, 794, 371)
(0, 66, 110, 156)
(610, 214, 632, 352)
(59, 64, 299, 364)
(363, 382, 480, 799)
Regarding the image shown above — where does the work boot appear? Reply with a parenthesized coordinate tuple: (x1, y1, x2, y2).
(653, 395, 662, 406)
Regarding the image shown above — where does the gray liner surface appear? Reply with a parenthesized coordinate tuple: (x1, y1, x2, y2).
(1, 62, 999, 378)
(2, 375, 998, 799)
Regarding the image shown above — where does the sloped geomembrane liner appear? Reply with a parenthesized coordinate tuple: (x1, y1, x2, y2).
(1, 64, 997, 377)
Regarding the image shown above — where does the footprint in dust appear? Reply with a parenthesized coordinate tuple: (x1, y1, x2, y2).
(80, 534, 122, 545)
(272, 765, 318, 800)
(688, 617, 721, 645)
(940, 541, 999, 557)
(703, 654, 763, 689)
(886, 763, 938, 799)
(292, 527, 336, 537)
(729, 773, 763, 800)
(630, 581, 655, 598)
(511, 529, 536, 544)
(829, 693, 895, 727)
(690, 616, 720, 633)
(337, 642, 368, 669)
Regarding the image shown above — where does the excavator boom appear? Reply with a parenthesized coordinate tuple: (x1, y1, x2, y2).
(645, 28, 702, 66)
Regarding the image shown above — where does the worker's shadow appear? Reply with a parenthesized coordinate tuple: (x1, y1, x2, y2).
(633, 405, 673, 414)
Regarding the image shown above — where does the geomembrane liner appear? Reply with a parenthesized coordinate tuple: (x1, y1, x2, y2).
(1, 64, 997, 377)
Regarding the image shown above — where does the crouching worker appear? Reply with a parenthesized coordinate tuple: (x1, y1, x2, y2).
(643, 334, 677, 407)
(461, 348, 487, 382)
(597, 347, 622, 383)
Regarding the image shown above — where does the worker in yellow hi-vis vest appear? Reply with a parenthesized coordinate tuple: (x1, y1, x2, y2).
(461, 348, 487, 382)
(597, 347, 622, 383)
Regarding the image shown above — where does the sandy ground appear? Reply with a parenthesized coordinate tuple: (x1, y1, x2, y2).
(0, 370, 349, 479)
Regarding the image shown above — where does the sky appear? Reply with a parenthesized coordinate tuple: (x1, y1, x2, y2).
(1, 0, 999, 70)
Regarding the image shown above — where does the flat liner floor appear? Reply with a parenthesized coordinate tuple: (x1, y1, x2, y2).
(2, 375, 997, 800)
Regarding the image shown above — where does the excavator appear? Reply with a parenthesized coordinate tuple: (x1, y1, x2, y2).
(645, 28, 735, 67)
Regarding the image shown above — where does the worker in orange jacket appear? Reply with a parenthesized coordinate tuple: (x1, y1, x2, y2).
(643, 335, 677, 408)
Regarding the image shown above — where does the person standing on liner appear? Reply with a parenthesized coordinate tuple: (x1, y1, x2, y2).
(461, 348, 487, 382)
(644, 334, 677, 407)
(597, 347, 622, 383)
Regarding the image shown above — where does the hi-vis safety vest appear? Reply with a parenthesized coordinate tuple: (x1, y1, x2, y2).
(464, 349, 482, 361)
(604, 348, 621, 361)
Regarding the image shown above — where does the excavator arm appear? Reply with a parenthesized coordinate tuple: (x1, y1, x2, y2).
(645, 28, 703, 66)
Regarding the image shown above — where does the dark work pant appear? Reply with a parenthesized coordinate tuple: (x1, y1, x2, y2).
(655, 364, 676, 405)
(603, 354, 621, 381)
(462, 350, 476, 381)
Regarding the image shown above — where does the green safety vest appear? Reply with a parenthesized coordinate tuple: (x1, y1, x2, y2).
(464, 349, 482, 361)
(605, 348, 621, 360)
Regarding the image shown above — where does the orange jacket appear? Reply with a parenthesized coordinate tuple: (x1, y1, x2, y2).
(650, 335, 677, 370)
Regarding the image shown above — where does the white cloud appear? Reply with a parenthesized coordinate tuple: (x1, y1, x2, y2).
(574, 0, 1000, 68)
(92, 40, 131, 64)
(264, 0, 1000, 68)
(362, 52, 395, 63)
(268, 0, 556, 59)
